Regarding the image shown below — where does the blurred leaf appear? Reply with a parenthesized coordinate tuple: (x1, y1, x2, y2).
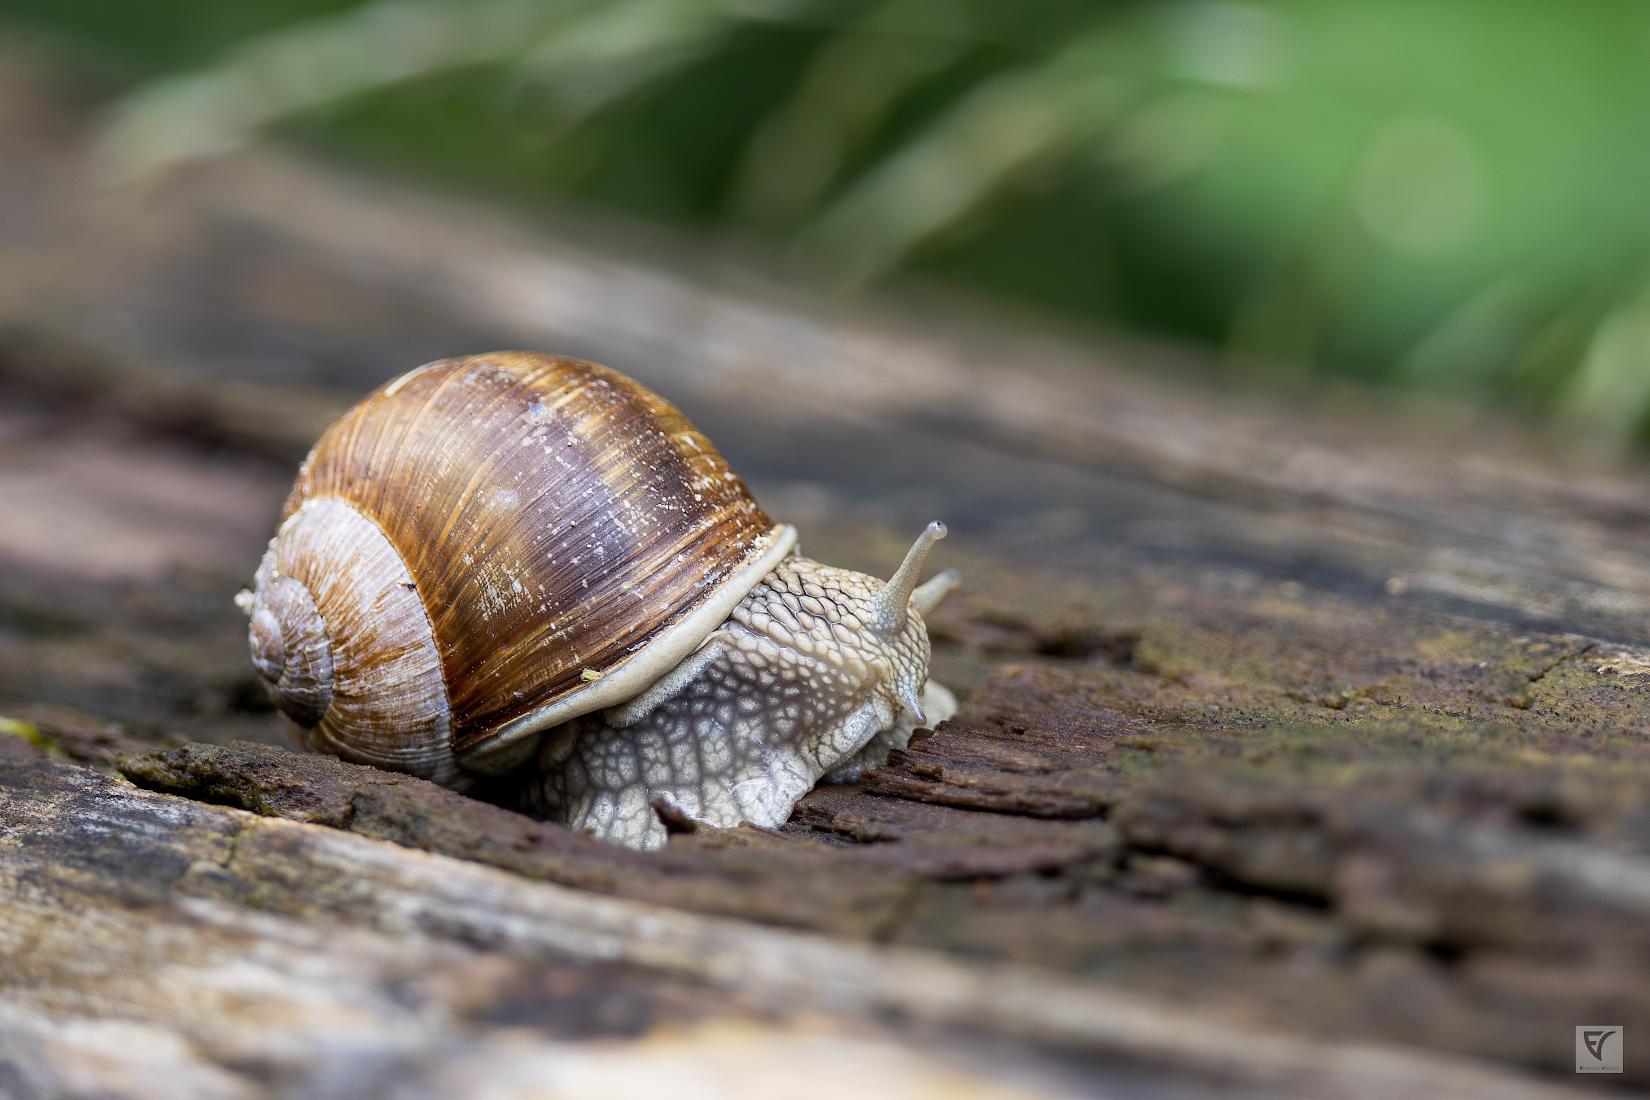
(728, 0, 975, 227)
(97, 0, 584, 177)
(7, 0, 1646, 442)
(510, 0, 822, 124)
(1562, 283, 1650, 445)
(790, 22, 1134, 283)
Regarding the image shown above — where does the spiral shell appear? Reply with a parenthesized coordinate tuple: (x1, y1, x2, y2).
(244, 352, 795, 782)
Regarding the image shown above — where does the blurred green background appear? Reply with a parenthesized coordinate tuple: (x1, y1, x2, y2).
(7, 0, 1650, 441)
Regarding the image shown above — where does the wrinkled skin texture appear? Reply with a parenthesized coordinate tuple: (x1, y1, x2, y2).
(528, 556, 954, 849)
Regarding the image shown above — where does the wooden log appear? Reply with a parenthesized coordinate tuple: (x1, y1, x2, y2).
(0, 744, 1593, 1100)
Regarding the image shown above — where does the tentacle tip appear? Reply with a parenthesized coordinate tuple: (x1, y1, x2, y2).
(873, 519, 954, 632)
(911, 568, 960, 617)
(896, 683, 927, 726)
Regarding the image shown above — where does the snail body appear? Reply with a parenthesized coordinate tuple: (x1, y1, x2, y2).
(241, 352, 956, 849)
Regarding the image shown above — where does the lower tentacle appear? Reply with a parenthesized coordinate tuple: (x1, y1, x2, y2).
(823, 680, 956, 783)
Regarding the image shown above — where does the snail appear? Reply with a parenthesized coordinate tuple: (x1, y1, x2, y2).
(237, 352, 958, 849)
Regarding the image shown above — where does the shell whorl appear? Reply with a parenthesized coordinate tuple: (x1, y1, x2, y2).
(248, 498, 462, 786)
(248, 572, 333, 727)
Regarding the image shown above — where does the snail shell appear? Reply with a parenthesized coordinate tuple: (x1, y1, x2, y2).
(245, 353, 795, 785)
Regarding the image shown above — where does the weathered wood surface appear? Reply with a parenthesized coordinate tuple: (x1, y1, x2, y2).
(2, 49, 1648, 1097)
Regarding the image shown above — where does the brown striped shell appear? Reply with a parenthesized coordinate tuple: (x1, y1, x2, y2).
(243, 353, 795, 785)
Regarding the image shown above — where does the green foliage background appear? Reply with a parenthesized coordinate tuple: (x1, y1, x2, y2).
(7, 0, 1650, 439)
